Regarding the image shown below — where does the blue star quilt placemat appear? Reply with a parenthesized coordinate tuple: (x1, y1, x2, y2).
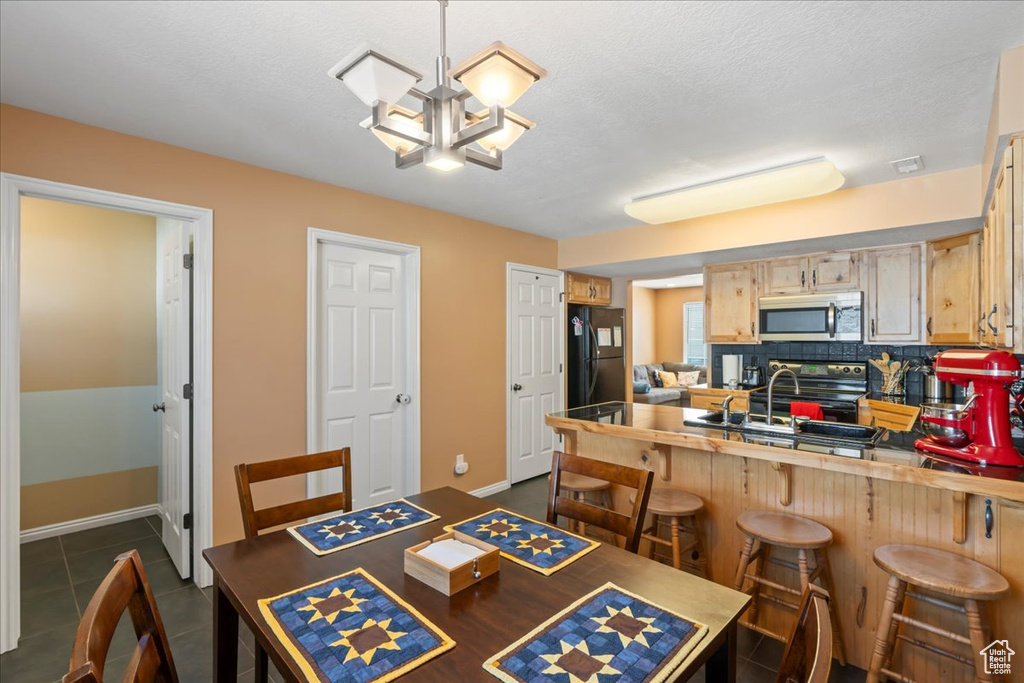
(483, 582, 708, 683)
(288, 500, 439, 556)
(444, 508, 598, 576)
(258, 567, 455, 683)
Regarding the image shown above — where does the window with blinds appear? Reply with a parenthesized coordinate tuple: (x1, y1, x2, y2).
(684, 302, 706, 365)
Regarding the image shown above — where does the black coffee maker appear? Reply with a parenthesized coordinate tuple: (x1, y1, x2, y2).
(742, 365, 765, 388)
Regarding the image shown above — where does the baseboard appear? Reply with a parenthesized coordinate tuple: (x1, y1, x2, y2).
(20, 504, 161, 543)
(470, 480, 511, 498)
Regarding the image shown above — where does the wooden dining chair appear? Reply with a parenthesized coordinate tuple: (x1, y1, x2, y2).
(547, 451, 654, 553)
(63, 550, 178, 683)
(234, 447, 352, 538)
(776, 585, 833, 683)
(234, 447, 352, 682)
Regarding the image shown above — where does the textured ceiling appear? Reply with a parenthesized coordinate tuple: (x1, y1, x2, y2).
(1, 1, 1021, 239)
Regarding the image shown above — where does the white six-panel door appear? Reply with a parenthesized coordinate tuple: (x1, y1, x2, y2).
(315, 242, 410, 509)
(508, 266, 563, 484)
(157, 218, 190, 579)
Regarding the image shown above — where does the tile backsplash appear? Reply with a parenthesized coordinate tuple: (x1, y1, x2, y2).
(709, 343, 1024, 395)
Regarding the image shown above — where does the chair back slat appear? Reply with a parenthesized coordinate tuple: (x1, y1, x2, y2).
(234, 448, 352, 538)
(124, 634, 162, 683)
(546, 451, 653, 553)
(776, 585, 833, 683)
(63, 550, 177, 683)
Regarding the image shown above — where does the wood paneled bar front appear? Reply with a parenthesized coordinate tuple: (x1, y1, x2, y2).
(545, 402, 1024, 681)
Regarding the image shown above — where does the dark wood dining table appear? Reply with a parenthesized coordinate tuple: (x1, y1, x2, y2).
(203, 487, 751, 682)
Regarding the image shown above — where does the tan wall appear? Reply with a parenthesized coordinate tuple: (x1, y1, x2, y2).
(21, 466, 157, 529)
(630, 286, 657, 365)
(982, 46, 1024, 197)
(20, 197, 157, 391)
(0, 105, 558, 544)
(558, 165, 980, 270)
(654, 287, 704, 362)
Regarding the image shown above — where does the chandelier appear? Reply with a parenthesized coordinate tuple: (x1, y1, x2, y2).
(328, 0, 546, 172)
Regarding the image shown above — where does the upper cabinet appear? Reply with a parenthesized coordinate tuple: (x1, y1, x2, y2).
(864, 245, 922, 343)
(762, 251, 859, 295)
(566, 272, 612, 306)
(704, 263, 758, 343)
(980, 139, 1020, 350)
(926, 232, 981, 344)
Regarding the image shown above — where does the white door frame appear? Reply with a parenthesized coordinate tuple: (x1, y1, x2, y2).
(305, 227, 421, 499)
(0, 173, 215, 654)
(505, 263, 566, 487)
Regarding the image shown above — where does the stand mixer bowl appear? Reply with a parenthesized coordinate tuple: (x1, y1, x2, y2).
(920, 401, 972, 448)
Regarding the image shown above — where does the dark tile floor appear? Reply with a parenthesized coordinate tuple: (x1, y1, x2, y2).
(2, 480, 867, 682)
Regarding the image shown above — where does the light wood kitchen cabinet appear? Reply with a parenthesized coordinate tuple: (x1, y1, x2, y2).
(566, 272, 612, 306)
(980, 140, 1019, 349)
(762, 257, 808, 294)
(761, 251, 859, 294)
(809, 251, 860, 291)
(864, 245, 922, 343)
(926, 232, 981, 344)
(704, 263, 758, 342)
(688, 386, 751, 412)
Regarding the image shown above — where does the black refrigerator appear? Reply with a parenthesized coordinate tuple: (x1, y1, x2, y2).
(567, 305, 626, 408)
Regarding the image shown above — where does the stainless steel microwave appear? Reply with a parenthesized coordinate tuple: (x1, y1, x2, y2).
(758, 292, 863, 342)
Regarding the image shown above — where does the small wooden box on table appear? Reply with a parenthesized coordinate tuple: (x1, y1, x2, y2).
(404, 531, 500, 596)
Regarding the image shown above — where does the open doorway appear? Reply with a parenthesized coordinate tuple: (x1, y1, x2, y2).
(0, 174, 213, 654)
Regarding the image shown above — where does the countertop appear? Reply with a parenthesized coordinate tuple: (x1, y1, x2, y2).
(545, 402, 1024, 501)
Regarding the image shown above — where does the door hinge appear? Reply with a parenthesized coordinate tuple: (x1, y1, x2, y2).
(183, 383, 193, 400)
(559, 363, 563, 373)
(559, 291, 565, 302)
(183, 513, 192, 530)
(183, 253, 193, 270)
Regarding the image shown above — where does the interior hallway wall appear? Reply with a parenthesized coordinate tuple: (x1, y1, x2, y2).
(631, 286, 657, 365)
(0, 105, 558, 544)
(19, 197, 160, 529)
(654, 286, 704, 362)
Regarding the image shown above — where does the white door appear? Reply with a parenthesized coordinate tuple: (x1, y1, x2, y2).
(508, 266, 563, 483)
(314, 242, 411, 509)
(157, 218, 191, 579)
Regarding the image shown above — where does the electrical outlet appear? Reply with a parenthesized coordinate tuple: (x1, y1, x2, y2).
(454, 454, 469, 475)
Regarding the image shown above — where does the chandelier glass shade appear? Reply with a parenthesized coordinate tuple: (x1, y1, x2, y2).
(329, 1, 545, 171)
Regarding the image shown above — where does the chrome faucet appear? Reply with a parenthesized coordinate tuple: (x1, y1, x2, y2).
(721, 394, 735, 425)
(767, 368, 800, 431)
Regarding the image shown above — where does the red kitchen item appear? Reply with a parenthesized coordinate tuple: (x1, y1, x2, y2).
(790, 401, 824, 421)
(915, 349, 1023, 467)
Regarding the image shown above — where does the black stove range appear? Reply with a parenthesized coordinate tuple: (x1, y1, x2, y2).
(747, 359, 868, 424)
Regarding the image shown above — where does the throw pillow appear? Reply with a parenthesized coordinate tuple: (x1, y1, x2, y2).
(676, 370, 701, 387)
(652, 374, 663, 388)
(658, 371, 680, 388)
(633, 380, 651, 394)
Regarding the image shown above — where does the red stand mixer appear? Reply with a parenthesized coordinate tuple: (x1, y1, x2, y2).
(916, 349, 1024, 467)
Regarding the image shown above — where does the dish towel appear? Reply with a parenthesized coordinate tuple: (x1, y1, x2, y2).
(790, 401, 824, 420)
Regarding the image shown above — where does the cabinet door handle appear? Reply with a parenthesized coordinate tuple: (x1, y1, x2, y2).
(801, 270, 805, 287)
(926, 317, 933, 336)
(987, 304, 998, 335)
(871, 319, 876, 337)
(750, 322, 755, 335)
(978, 312, 987, 334)
(812, 269, 817, 287)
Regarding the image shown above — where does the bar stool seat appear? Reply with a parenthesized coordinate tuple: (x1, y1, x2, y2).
(549, 472, 611, 537)
(629, 489, 709, 577)
(868, 544, 1010, 683)
(734, 510, 846, 665)
(874, 545, 1010, 600)
(736, 510, 833, 549)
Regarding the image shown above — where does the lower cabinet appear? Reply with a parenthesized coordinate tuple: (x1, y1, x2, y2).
(689, 387, 751, 412)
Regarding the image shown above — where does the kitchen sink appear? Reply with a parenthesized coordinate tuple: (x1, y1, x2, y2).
(684, 410, 884, 447)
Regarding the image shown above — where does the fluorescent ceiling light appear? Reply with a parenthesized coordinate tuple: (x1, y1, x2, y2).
(624, 158, 845, 225)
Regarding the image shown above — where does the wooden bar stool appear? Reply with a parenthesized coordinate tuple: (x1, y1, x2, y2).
(629, 488, 709, 577)
(733, 510, 847, 666)
(549, 471, 611, 536)
(867, 545, 1010, 683)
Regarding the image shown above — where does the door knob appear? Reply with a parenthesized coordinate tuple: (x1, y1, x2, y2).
(152, 403, 166, 412)
(512, 383, 523, 392)
(395, 394, 412, 404)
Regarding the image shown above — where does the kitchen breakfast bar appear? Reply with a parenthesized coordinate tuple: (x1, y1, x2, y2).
(545, 401, 1024, 681)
